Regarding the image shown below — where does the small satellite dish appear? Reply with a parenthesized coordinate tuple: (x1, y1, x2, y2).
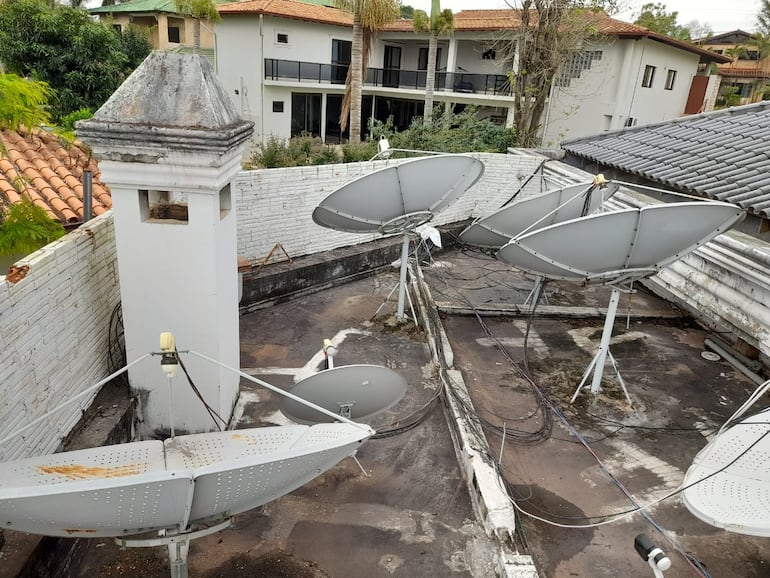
(460, 181, 619, 248)
(312, 155, 484, 234)
(496, 201, 745, 285)
(280, 365, 408, 425)
(683, 408, 770, 536)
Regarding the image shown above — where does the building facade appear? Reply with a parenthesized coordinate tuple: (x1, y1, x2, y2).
(214, 2, 728, 146)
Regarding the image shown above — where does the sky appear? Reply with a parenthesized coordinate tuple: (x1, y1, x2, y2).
(406, 1, 760, 35)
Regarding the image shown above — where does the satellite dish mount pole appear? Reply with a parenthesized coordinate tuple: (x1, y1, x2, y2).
(396, 233, 410, 319)
(571, 287, 631, 404)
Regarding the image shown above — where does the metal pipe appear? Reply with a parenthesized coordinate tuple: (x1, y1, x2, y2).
(704, 338, 765, 386)
(83, 170, 93, 223)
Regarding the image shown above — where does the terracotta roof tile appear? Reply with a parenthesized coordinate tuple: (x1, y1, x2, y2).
(388, 9, 727, 62)
(0, 128, 112, 224)
(218, 0, 352, 26)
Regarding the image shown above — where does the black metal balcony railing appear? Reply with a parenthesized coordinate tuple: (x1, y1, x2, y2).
(264, 59, 512, 96)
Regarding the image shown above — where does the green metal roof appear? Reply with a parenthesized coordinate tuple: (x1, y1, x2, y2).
(296, 0, 337, 6)
(90, 0, 179, 15)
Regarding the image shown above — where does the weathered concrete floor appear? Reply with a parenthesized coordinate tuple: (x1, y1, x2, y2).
(74, 271, 501, 578)
(18, 244, 770, 578)
(424, 248, 769, 578)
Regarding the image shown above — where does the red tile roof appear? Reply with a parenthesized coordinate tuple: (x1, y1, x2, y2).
(218, 0, 352, 26)
(0, 129, 111, 224)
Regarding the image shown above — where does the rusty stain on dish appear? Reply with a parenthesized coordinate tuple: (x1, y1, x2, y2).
(38, 464, 142, 479)
(63, 528, 97, 534)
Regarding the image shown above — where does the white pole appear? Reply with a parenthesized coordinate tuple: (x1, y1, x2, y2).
(590, 287, 621, 394)
(397, 234, 410, 319)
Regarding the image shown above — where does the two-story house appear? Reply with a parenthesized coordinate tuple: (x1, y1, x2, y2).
(214, 2, 729, 146)
(90, 0, 217, 52)
(699, 30, 770, 106)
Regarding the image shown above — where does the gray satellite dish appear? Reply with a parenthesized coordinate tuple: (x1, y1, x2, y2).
(497, 201, 744, 285)
(280, 365, 408, 425)
(313, 155, 484, 320)
(460, 181, 619, 249)
(496, 201, 745, 402)
(312, 155, 484, 234)
(683, 407, 770, 536)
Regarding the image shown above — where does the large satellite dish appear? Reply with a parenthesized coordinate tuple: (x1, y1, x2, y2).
(312, 155, 484, 234)
(460, 181, 619, 249)
(496, 201, 745, 402)
(496, 201, 744, 285)
(682, 408, 770, 536)
(313, 155, 484, 319)
(0, 423, 370, 538)
(280, 365, 408, 425)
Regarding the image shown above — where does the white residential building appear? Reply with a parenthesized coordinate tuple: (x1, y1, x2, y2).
(214, 2, 728, 146)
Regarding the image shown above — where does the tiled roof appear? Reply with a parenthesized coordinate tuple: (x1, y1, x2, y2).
(0, 129, 111, 224)
(218, 0, 352, 26)
(561, 101, 770, 217)
(717, 64, 770, 79)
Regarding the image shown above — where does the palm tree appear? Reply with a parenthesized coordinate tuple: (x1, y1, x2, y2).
(335, 0, 399, 144)
(412, 0, 453, 127)
(175, 0, 221, 51)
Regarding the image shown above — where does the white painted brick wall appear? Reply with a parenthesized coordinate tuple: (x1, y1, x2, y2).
(0, 214, 121, 462)
(234, 152, 548, 263)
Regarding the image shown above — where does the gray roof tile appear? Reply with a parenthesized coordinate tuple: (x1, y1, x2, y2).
(561, 102, 770, 215)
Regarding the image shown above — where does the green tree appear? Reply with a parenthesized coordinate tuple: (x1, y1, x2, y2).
(175, 0, 220, 50)
(0, 0, 151, 121)
(634, 2, 691, 41)
(758, 0, 770, 35)
(399, 3, 414, 19)
(413, 0, 453, 127)
(335, 0, 400, 144)
(0, 74, 51, 130)
(0, 198, 66, 258)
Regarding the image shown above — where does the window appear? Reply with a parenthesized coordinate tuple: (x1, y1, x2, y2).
(276, 33, 289, 44)
(291, 93, 321, 137)
(113, 24, 122, 32)
(482, 48, 496, 60)
(332, 39, 351, 84)
(642, 65, 656, 88)
(624, 117, 636, 128)
(417, 47, 442, 70)
(168, 26, 180, 44)
(664, 69, 677, 90)
(273, 101, 284, 113)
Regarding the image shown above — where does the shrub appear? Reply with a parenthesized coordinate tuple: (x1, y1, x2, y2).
(0, 197, 66, 257)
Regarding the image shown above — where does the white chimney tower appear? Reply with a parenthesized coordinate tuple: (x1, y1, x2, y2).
(78, 52, 254, 436)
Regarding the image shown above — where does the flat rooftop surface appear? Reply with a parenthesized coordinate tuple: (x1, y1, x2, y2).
(424, 248, 768, 578)
(28, 245, 770, 577)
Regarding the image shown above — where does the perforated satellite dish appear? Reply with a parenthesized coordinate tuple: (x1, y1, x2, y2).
(682, 408, 770, 536)
(280, 365, 408, 425)
(0, 423, 371, 538)
(460, 182, 619, 248)
(312, 155, 484, 234)
(496, 201, 745, 285)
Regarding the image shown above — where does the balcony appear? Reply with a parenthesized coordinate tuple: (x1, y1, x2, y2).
(264, 58, 512, 96)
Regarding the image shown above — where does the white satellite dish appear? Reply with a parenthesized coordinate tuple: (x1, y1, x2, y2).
(280, 365, 408, 425)
(313, 155, 484, 320)
(682, 408, 770, 536)
(0, 423, 370, 538)
(496, 201, 745, 402)
(460, 181, 619, 249)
